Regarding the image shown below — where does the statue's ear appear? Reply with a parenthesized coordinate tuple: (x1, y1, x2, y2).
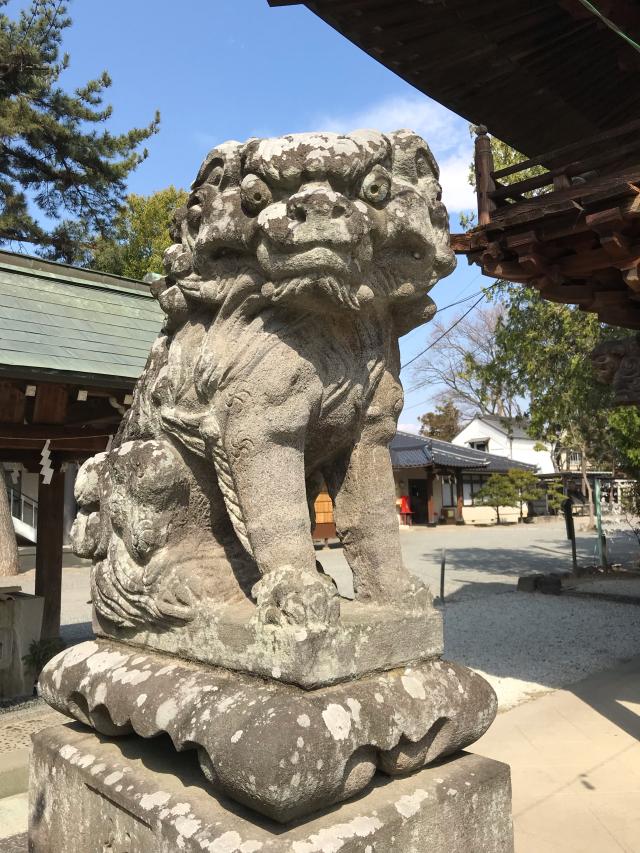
(192, 141, 243, 191)
(387, 130, 439, 182)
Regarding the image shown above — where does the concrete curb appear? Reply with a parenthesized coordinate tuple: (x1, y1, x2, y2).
(0, 749, 29, 799)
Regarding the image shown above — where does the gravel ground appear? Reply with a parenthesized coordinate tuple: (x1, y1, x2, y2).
(572, 576, 640, 597)
(443, 592, 640, 709)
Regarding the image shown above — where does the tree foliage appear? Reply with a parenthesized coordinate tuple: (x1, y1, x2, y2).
(90, 186, 187, 280)
(544, 479, 566, 514)
(418, 402, 461, 442)
(0, 0, 159, 260)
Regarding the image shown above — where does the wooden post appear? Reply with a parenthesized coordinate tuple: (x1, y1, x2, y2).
(426, 472, 436, 526)
(455, 472, 465, 524)
(474, 125, 496, 226)
(35, 468, 65, 639)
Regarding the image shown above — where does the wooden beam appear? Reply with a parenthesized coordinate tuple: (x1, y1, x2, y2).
(450, 233, 472, 253)
(426, 472, 436, 527)
(33, 384, 69, 425)
(0, 382, 25, 424)
(455, 472, 465, 524)
(559, 246, 640, 277)
(34, 469, 65, 639)
(491, 117, 640, 180)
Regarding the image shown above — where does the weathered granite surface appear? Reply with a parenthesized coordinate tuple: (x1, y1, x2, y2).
(30, 724, 514, 851)
(70, 129, 456, 639)
(592, 333, 640, 405)
(39, 640, 496, 822)
(93, 592, 443, 688)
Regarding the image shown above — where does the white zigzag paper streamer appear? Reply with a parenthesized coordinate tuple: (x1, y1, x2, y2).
(40, 438, 53, 485)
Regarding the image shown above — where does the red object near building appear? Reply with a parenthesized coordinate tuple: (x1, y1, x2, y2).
(399, 495, 413, 526)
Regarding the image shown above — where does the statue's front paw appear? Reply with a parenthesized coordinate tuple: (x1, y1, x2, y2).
(252, 565, 340, 629)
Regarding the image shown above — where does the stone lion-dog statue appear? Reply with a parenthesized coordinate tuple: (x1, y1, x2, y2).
(71, 129, 456, 634)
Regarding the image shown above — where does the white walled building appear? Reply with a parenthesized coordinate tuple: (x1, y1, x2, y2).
(390, 432, 537, 525)
(452, 415, 556, 475)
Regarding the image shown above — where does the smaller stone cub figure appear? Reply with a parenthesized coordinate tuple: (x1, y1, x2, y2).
(71, 129, 456, 632)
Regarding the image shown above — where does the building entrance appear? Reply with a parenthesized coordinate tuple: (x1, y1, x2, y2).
(408, 478, 428, 525)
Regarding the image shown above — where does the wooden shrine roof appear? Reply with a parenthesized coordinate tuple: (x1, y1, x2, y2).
(268, 0, 640, 157)
(452, 121, 640, 329)
(0, 251, 162, 386)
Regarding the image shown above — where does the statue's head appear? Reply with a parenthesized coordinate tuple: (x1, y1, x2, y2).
(160, 130, 455, 315)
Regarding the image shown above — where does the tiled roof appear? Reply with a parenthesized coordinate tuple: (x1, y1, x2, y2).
(0, 251, 163, 383)
(390, 432, 536, 472)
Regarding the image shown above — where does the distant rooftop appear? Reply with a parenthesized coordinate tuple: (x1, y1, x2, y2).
(0, 250, 163, 386)
(466, 414, 533, 441)
(391, 431, 536, 472)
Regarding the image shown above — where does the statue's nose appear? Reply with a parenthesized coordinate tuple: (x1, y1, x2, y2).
(286, 185, 353, 225)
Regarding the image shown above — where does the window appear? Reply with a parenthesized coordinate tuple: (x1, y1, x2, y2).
(441, 475, 456, 507)
(469, 440, 488, 452)
(462, 474, 490, 506)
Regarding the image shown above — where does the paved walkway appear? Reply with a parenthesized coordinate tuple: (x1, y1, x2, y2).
(476, 655, 640, 852)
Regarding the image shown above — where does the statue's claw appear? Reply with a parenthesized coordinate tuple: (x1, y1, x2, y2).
(252, 565, 340, 630)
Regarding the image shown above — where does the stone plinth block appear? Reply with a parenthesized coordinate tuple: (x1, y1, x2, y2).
(29, 724, 514, 852)
(94, 594, 443, 689)
(39, 640, 497, 822)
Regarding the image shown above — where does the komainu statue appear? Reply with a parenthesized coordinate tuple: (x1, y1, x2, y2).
(37, 132, 506, 838)
(72, 130, 455, 636)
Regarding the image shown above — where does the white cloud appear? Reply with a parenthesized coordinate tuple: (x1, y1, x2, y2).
(397, 423, 420, 435)
(314, 94, 475, 213)
(438, 151, 476, 213)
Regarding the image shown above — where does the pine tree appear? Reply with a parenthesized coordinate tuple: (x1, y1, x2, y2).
(419, 402, 462, 442)
(507, 468, 543, 522)
(475, 473, 518, 524)
(0, 0, 159, 261)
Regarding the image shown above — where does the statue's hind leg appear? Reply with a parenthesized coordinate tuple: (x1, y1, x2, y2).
(325, 372, 414, 604)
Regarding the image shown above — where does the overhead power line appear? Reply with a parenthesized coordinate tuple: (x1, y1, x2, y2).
(401, 291, 489, 371)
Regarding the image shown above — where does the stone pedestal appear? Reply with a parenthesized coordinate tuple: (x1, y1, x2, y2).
(38, 639, 498, 823)
(29, 724, 514, 852)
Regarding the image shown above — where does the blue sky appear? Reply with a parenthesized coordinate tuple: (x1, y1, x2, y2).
(15, 0, 494, 429)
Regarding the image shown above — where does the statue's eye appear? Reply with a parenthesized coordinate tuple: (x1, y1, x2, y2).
(361, 168, 391, 205)
(240, 174, 272, 215)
